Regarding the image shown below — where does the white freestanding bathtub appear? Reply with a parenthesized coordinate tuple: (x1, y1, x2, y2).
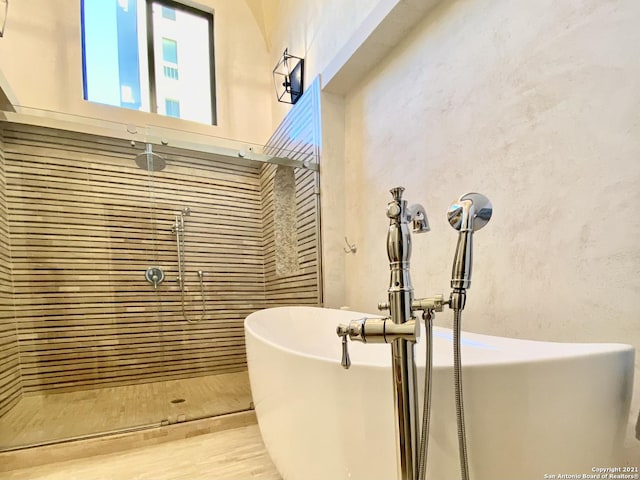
(245, 306, 635, 480)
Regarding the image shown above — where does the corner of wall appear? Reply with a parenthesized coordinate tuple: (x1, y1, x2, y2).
(318, 85, 347, 309)
(261, 78, 323, 307)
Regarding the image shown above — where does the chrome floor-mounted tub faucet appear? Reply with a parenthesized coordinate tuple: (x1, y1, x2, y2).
(336, 187, 493, 480)
(337, 187, 444, 480)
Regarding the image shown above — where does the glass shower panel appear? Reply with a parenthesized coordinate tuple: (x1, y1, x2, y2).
(147, 139, 255, 424)
(127, 140, 171, 429)
(0, 127, 170, 450)
(0, 115, 279, 451)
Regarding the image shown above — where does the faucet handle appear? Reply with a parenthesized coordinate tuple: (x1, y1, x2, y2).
(336, 324, 351, 369)
(408, 205, 430, 233)
(390, 186, 405, 201)
(145, 267, 165, 289)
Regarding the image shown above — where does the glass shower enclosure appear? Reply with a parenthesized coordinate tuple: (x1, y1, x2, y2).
(0, 116, 308, 451)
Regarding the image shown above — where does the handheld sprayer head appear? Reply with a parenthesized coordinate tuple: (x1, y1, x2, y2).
(447, 193, 492, 293)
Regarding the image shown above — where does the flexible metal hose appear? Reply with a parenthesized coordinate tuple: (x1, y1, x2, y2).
(175, 216, 206, 324)
(453, 308, 470, 479)
(182, 271, 207, 324)
(417, 311, 434, 480)
(197, 270, 207, 319)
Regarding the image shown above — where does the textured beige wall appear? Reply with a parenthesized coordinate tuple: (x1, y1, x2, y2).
(0, 0, 273, 144)
(264, 0, 386, 307)
(338, 0, 640, 461)
(266, 0, 381, 126)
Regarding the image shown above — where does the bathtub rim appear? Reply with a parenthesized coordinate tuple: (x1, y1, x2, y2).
(244, 306, 634, 370)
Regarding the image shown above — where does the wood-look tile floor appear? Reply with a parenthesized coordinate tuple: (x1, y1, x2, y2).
(1, 371, 253, 450)
(4, 423, 282, 480)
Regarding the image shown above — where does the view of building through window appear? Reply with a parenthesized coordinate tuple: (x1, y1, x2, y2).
(82, 0, 215, 124)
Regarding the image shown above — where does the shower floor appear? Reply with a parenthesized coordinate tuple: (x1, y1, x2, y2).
(0, 371, 253, 451)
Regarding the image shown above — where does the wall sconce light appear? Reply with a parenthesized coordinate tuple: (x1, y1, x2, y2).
(273, 48, 304, 105)
(0, 0, 8, 38)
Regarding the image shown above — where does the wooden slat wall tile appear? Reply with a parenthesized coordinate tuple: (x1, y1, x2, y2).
(261, 80, 322, 307)
(0, 84, 324, 400)
(2, 122, 267, 394)
(0, 127, 22, 418)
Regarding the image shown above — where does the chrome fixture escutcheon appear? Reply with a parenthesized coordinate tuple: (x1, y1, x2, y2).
(144, 266, 165, 289)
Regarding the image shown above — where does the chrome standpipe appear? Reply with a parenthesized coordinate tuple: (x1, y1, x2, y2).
(337, 187, 444, 480)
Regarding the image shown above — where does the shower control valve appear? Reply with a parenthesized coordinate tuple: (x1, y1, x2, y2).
(336, 317, 418, 367)
(145, 267, 165, 289)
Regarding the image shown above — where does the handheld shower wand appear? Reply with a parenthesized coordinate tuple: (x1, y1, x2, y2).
(447, 192, 493, 308)
(447, 192, 492, 480)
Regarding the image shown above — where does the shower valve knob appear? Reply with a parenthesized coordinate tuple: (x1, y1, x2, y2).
(145, 267, 165, 289)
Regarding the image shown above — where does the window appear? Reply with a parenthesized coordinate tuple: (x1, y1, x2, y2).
(163, 66, 179, 80)
(81, 0, 216, 124)
(161, 38, 179, 79)
(162, 38, 178, 64)
(165, 99, 180, 118)
(161, 6, 176, 20)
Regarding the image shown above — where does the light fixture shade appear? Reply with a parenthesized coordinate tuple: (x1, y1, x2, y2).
(273, 48, 304, 105)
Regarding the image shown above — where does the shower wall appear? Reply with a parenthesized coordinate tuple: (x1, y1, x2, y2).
(1, 122, 268, 393)
(0, 128, 21, 416)
(260, 78, 322, 306)
(260, 165, 320, 306)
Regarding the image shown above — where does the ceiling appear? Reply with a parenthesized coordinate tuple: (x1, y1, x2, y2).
(243, 0, 280, 51)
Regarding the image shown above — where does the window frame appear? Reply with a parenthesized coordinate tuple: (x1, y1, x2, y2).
(146, 0, 217, 125)
(81, 0, 217, 125)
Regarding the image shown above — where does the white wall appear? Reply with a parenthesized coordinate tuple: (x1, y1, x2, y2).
(265, 0, 640, 465)
(265, 0, 381, 126)
(337, 0, 640, 462)
(264, 0, 388, 308)
(0, 0, 273, 145)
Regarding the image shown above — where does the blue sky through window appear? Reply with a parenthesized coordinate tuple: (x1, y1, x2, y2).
(165, 99, 180, 118)
(162, 38, 178, 64)
(82, 1, 120, 106)
(82, 0, 215, 124)
(82, 0, 142, 110)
